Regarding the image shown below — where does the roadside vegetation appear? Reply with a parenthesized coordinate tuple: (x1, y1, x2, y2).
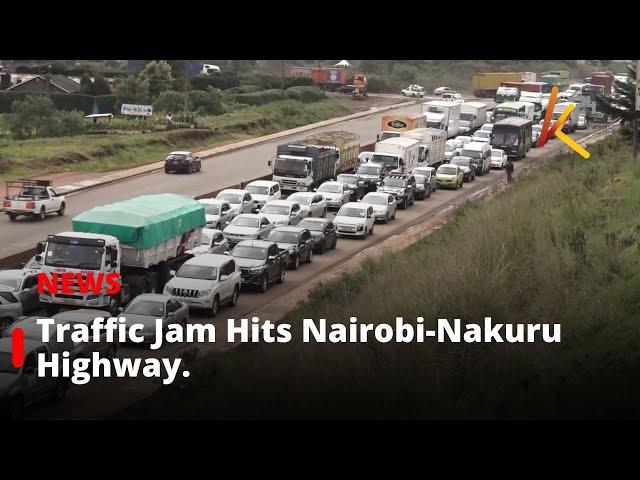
(124, 133, 640, 419)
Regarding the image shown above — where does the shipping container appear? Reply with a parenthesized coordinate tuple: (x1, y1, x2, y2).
(379, 114, 427, 140)
(306, 131, 361, 173)
(472, 72, 527, 97)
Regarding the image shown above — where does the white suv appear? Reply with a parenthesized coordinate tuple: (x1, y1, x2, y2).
(244, 180, 281, 212)
(334, 202, 375, 238)
(216, 189, 255, 215)
(164, 254, 241, 317)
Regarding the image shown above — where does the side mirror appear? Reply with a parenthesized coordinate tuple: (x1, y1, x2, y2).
(268, 255, 276, 261)
(118, 306, 124, 314)
(36, 241, 45, 254)
(313, 188, 318, 192)
(220, 274, 229, 281)
(223, 251, 230, 256)
(35, 254, 42, 262)
(169, 270, 176, 277)
(110, 261, 118, 269)
(267, 160, 272, 167)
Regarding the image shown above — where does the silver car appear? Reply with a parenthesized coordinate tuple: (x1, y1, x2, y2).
(316, 181, 351, 209)
(199, 199, 235, 230)
(0, 287, 22, 336)
(287, 192, 328, 218)
(121, 294, 190, 343)
(223, 214, 275, 247)
(361, 192, 397, 223)
(216, 189, 255, 216)
(412, 166, 437, 191)
(259, 200, 305, 226)
(0, 270, 40, 313)
(187, 228, 229, 256)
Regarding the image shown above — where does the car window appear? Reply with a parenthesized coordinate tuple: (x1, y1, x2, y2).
(301, 231, 310, 242)
(326, 222, 334, 231)
(23, 275, 38, 289)
(221, 261, 233, 276)
(268, 244, 279, 257)
(0, 292, 19, 303)
(221, 203, 229, 212)
(260, 218, 270, 227)
(273, 185, 279, 193)
(292, 204, 300, 212)
(244, 194, 251, 201)
(214, 232, 224, 243)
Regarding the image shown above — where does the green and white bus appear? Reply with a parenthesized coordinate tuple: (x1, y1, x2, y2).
(491, 101, 535, 123)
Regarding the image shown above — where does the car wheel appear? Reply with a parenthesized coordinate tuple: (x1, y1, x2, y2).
(369, 224, 374, 235)
(426, 186, 432, 198)
(8, 213, 17, 221)
(306, 248, 313, 263)
(277, 267, 285, 284)
(259, 273, 269, 293)
(187, 164, 193, 174)
(58, 202, 65, 216)
(164, 168, 171, 174)
(292, 254, 300, 270)
(230, 286, 239, 306)
(210, 295, 219, 317)
(383, 213, 389, 224)
(38, 206, 46, 221)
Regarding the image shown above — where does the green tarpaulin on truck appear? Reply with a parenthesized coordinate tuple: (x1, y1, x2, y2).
(72, 194, 206, 249)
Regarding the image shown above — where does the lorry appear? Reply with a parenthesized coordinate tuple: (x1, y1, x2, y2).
(460, 102, 488, 133)
(284, 65, 357, 91)
(37, 194, 206, 316)
(540, 72, 569, 90)
(305, 131, 361, 174)
(3, 180, 66, 222)
(590, 73, 613, 95)
(495, 86, 520, 104)
(551, 102, 579, 133)
(370, 137, 420, 174)
(422, 100, 461, 138)
(501, 81, 552, 95)
(492, 101, 535, 123)
(269, 140, 339, 193)
(400, 128, 446, 167)
(472, 72, 530, 97)
(518, 91, 548, 121)
(570, 86, 609, 123)
(378, 114, 427, 141)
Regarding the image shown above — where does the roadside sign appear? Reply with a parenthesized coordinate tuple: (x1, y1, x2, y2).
(121, 103, 153, 117)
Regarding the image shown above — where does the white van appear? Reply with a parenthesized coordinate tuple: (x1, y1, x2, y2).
(461, 141, 491, 176)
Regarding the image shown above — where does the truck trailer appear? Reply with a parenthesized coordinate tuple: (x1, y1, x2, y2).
(305, 131, 361, 173)
(472, 72, 527, 97)
(370, 137, 420, 174)
(401, 128, 446, 167)
(460, 102, 488, 133)
(422, 100, 461, 138)
(378, 114, 427, 141)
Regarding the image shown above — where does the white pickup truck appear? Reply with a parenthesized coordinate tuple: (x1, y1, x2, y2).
(402, 84, 425, 98)
(3, 180, 66, 221)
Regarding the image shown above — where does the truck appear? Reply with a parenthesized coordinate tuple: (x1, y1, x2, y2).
(460, 102, 488, 133)
(378, 113, 427, 141)
(37, 194, 206, 316)
(421, 100, 461, 138)
(571, 85, 609, 123)
(552, 102, 579, 133)
(3, 180, 66, 222)
(305, 131, 361, 174)
(285, 65, 348, 91)
(590, 73, 613, 95)
(518, 91, 548, 121)
(472, 72, 528, 97)
(400, 128, 446, 167)
(492, 101, 535, 123)
(495, 86, 520, 104)
(540, 72, 569, 90)
(501, 81, 552, 95)
(370, 137, 420, 174)
(269, 140, 339, 193)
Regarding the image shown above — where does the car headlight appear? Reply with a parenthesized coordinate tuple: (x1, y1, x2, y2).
(250, 267, 264, 273)
(357, 225, 364, 231)
(200, 288, 213, 297)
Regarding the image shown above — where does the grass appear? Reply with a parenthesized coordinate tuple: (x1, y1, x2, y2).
(0, 99, 352, 180)
(122, 132, 640, 419)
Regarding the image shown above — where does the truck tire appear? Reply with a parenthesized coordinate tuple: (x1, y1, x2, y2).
(38, 206, 46, 221)
(8, 213, 16, 221)
(44, 303, 61, 316)
(259, 273, 269, 293)
(57, 202, 65, 216)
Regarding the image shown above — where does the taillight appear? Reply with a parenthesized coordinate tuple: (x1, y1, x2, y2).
(2, 200, 10, 208)
(26, 201, 35, 209)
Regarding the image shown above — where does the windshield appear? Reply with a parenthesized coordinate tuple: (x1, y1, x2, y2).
(370, 154, 399, 168)
(414, 174, 426, 183)
(383, 177, 406, 188)
(426, 121, 442, 129)
(231, 217, 259, 228)
(460, 120, 471, 127)
(217, 193, 242, 204)
(245, 185, 269, 196)
(362, 195, 386, 205)
(318, 184, 341, 194)
(167, 154, 187, 160)
(201, 231, 214, 246)
(0, 276, 20, 290)
(298, 219, 324, 232)
(451, 158, 470, 167)
(491, 150, 503, 156)
(232, 246, 267, 260)
(474, 131, 490, 139)
(337, 175, 357, 184)
(202, 204, 220, 215)
(45, 242, 103, 270)
(379, 132, 400, 141)
(268, 231, 299, 243)
(438, 166, 458, 175)
(177, 264, 218, 280)
(337, 207, 366, 218)
(357, 166, 380, 175)
(274, 158, 308, 178)
(492, 130, 519, 145)
(460, 113, 474, 121)
(445, 144, 455, 152)
(461, 149, 482, 159)
(288, 195, 311, 205)
(495, 95, 517, 103)
(124, 300, 165, 317)
(261, 204, 290, 215)
(0, 352, 19, 374)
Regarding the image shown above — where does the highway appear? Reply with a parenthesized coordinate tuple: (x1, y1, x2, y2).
(26, 125, 600, 419)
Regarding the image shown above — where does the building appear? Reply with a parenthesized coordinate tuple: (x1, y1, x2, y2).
(6, 74, 81, 94)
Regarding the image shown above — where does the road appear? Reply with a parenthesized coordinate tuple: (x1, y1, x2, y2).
(0, 98, 493, 260)
(26, 126, 597, 419)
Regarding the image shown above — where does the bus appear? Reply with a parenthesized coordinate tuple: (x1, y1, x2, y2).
(492, 101, 535, 123)
(490, 117, 532, 159)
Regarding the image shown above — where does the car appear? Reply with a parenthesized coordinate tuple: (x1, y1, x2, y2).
(0, 270, 40, 313)
(436, 164, 464, 189)
(531, 125, 542, 148)
(0, 286, 22, 336)
(455, 136, 473, 147)
(472, 130, 492, 144)
(336, 173, 365, 201)
(267, 227, 314, 270)
(413, 173, 433, 198)
(402, 84, 425, 98)
(164, 151, 201, 174)
(442, 91, 462, 100)
(356, 163, 384, 193)
(434, 86, 454, 96)
(480, 123, 494, 133)
(358, 152, 374, 165)
(259, 200, 304, 226)
(361, 192, 397, 223)
(490, 149, 508, 169)
(450, 156, 476, 182)
(287, 192, 328, 218)
(223, 214, 274, 247)
(216, 189, 255, 216)
(334, 202, 375, 238)
(412, 166, 438, 191)
(377, 174, 416, 209)
(316, 181, 351, 209)
(231, 240, 288, 292)
(20, 255, 42, 274)
(164, 255, 240, 317)
(198, 198, 235, 230)
(187, 228, 229, 256)
(445, 140, 462, 162)
(244, 180, 281, 212)
(120, 294, 190, 342)
(3, 179, 66, 222)
(298, 218, 338, 254)
(577, 115, 588, 130)
(0, 338, 69, 419)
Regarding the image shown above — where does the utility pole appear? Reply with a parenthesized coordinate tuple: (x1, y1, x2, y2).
(635, 60, 639, 160)
(281, 60, 285, 98)
(317, 60, 325, 98)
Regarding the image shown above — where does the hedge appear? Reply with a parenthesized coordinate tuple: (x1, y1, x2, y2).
(285, 85, 323, 103)
(231, 89, 285, 106)
(0, 92, 118, 114)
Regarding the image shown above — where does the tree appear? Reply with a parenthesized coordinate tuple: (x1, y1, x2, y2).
(595, 63, 638, 125)
(138, 60, 174, 98)
(358, 60, 379, 74)
(188, 88, 224, 115)
(79, 73, 94, 95)
(8, 95, 56, 139)
(92, 74, 112, 95)
(154, 90, 184, 113)
(115, 75, 150, 104)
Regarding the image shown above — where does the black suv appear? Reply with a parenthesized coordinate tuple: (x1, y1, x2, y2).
(267, 226, 314, 270)
(164, 151, 202, 174)
(298, 218, 338, 254)
(376, 174, 416, 209)
(230, 240, 288, 293)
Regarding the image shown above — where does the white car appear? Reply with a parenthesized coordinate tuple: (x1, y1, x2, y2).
(480, 123, 494, 133)
(187, 228, 229, 256)
(361, 192, 397, 223)
(334, 202, 375, 238)
(455, 136, 473, 147)
(490, 149, 507, 169)
(216, 189, 255, 215)
(442, 91, 462, 100)
(472, 130, 492, 144)
(222, 214, 274, 246)
(316, 181, 351, 209)
(287, 192, 328, 218)
(198, 198, 235, 230)
(402, 84, 425, 98)
(3, 180, 66, 221)
(164, 254, 241, 317)
(244, 180, 281, 212)
(434, 86, 454, 96)
(259, 200, 304, 227)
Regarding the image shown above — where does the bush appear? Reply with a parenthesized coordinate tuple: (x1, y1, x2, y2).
(154, 91, 184, 114)
(285, 85, 323, 103)
(285, 76, 316, 88)
(6, 96, 86, 139)
(232, 89, 284, 106)
(188, 88, 225, 115)
(239, 73, 282, 90)
(95, 95, 118, 114)
(190, 72, 240, 91)
(366, 75, 394, 93)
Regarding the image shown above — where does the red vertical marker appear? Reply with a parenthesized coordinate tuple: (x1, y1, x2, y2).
(12, 327, 24, 368)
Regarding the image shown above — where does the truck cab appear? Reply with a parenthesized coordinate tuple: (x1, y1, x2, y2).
(495, 87, 519, 104)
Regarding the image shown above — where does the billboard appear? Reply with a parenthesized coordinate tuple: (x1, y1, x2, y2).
(121, 103, 153, 117)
